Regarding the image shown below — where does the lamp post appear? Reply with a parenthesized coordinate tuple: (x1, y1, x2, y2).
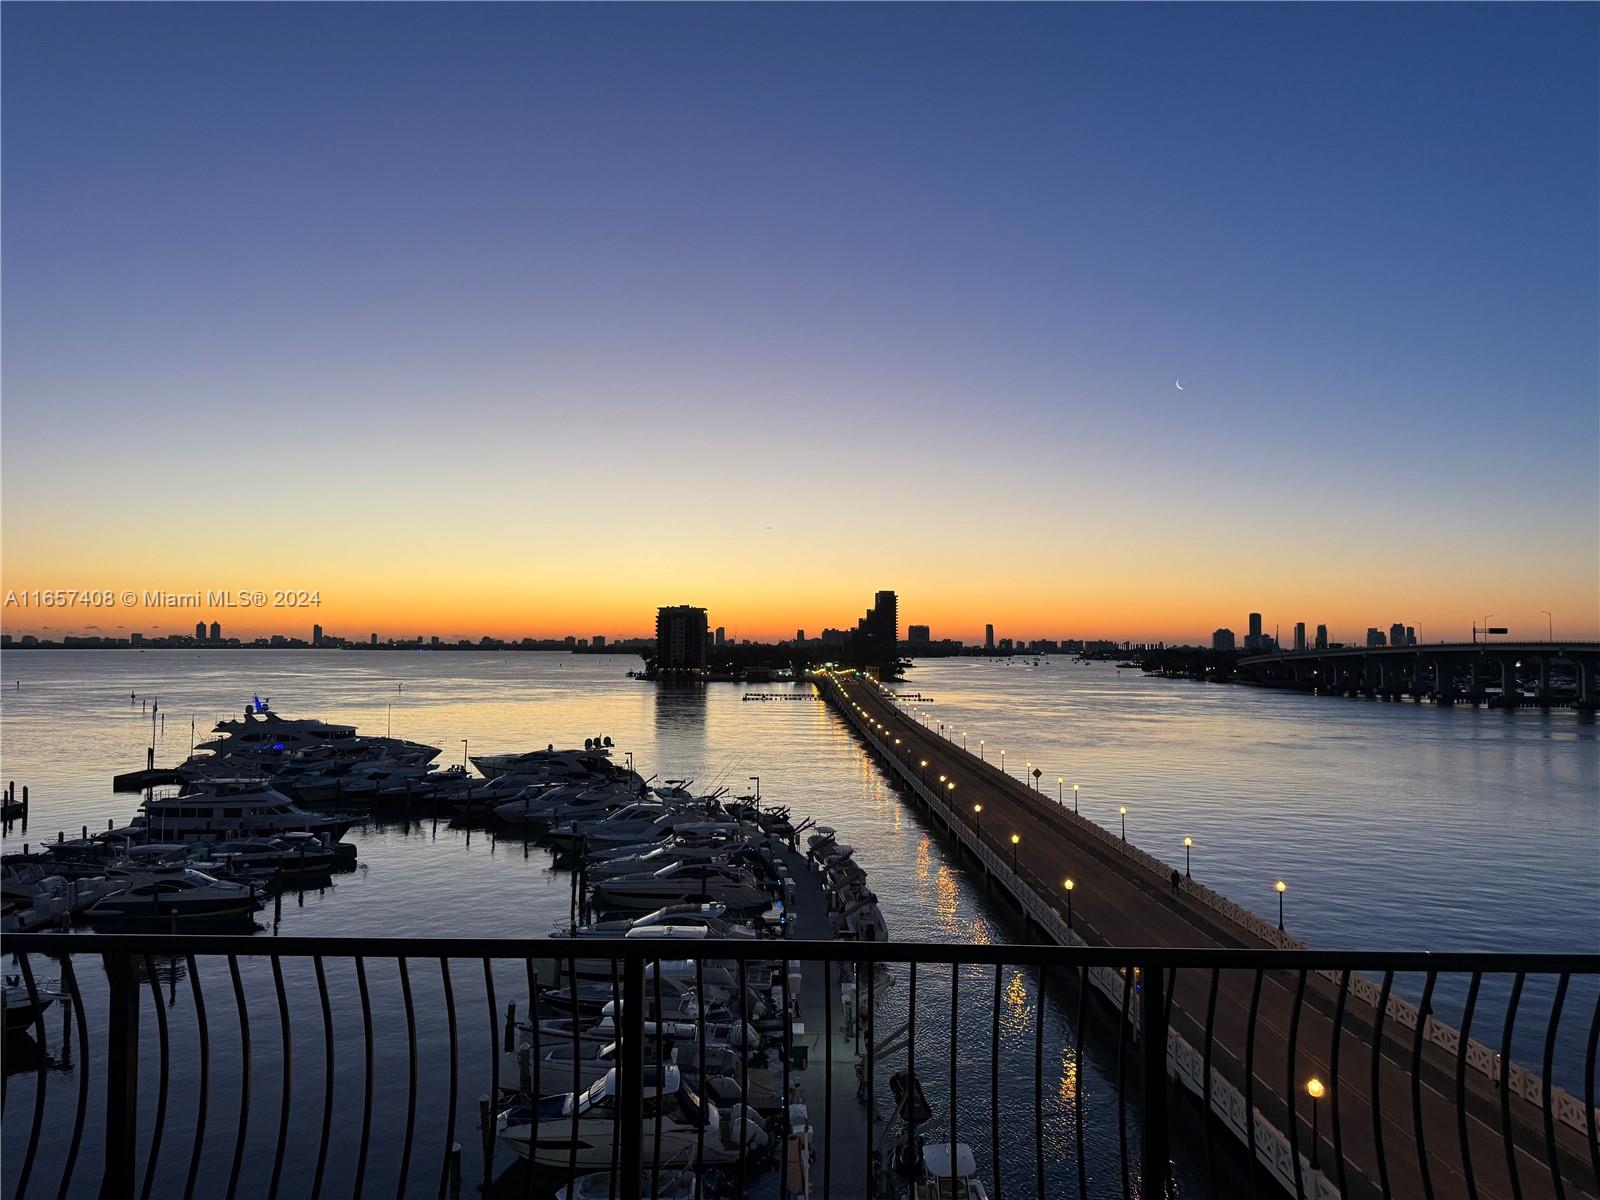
(1541, 609, 1553, 640)
(961, 731, 967, 751)
(1010, 833, 1020, 874)
(1057, 777, 1064, 805)
(1183, 836, 1192, 877)
(1000, 750, 1005, 774)
(1306, 1078, 1325, 1169)
(1072, 783, 1079, 814)
(973, 804, 983, 839)
(919, 759, 928, 783)
(1276, 879, 1288, 929)
(1062, 878, 1074, 928)
(1119, 806, 1127, 841)
(979, 740, 985, 762)
(1026, 761, 1033, 789)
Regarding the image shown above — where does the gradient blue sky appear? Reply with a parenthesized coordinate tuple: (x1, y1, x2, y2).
(4, 3, 1597, 642)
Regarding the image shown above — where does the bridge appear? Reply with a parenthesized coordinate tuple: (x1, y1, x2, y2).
(1233, 642, 1600, 709)
(818, 669, 1599, 1200)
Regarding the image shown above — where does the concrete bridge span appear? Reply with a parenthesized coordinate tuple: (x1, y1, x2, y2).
(1234, 643, 1600, 710)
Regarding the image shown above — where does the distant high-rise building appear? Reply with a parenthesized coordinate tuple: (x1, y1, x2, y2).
(1315, 624, 1328, 650)
(1389, 623, 1406, 648)
(655, 605, 709, 674)
(312, 624, 324, 646)
(795, 629, 806, 643)
(821, 628, 848, 647)
(195, 620, 206, 641)
(1246, 612, 1263, 651)
(210, 621, 221, 642)
(593, 635, 606, 649)
(1293, 622, 1307, 652)
(853, 590, 898, 664)
(714, 627, 726, 648)
(984, 624, 995, 651)
(1212, 628, 1236, 652)
(908, 624, 931, 646)
(430, 635, 441, 647)
(1367, 628, 1386, 648)
(1404, 626, 1416, 646)
(370, 632, 379, 646)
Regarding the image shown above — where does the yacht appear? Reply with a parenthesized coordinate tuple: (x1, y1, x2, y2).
(589, 862, 772, 915)
(497, 1067, 769, 1169)
(84, 867, 261, 926)
(470, 745, 631, 784)
(134, 779, 358, 843)
(584, 840, 756, 882)
(551, 810, 739, 854)
(185, 699, 439, 778)
(205, 833, 339, 878)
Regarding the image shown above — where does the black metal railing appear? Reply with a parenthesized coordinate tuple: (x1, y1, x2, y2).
(3, 934, 1597, 1200)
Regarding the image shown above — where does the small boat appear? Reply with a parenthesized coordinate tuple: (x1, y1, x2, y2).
(498, 1066, 770, 1169)
(3, 976, 55, 1031)
(914, 1142, 991, 1200)
(557, 1171, 700, 1200)
(589, 863, 772, 915)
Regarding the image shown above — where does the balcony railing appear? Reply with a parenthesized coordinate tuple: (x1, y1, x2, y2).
(3, 933, 1596, 1200)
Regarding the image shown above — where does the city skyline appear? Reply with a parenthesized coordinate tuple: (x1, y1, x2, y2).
(3, 5, 1597, 646)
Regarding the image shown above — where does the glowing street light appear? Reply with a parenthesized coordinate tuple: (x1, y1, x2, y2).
(1306, 1077, 1326, 1169)
(1119, 805, 1128, 841)
(1062, 877, 1075, 928)
(919, 758, 928, 782)
(1010, 833, 1020, 873)
(973, 803, 983, 837)
(1025, 761, 1033, 789)
(961, 731, 968, 751)
(1057, 776, 1064, 804)
(1276, 879, 1288, 929)
(979, 740, 985, 762)
(1183, 836, 1193, 877)
(1072, 783, 1080, 814)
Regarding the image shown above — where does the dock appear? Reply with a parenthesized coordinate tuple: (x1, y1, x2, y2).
(819, 670, 1597, 1200)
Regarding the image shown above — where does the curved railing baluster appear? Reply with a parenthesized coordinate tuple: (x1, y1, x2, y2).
(352, 957, 373, 1200)
(1035, 963, 1047, 1200)
(1410, 970, 1438, 1200)
(56, 956, 89, 1200)
(1586, 989, 1600, 1199)
(823, 957, 833, 1200)
(990, 964, 1002, 1200)
(652, 955, 664, 1197)
(1245, 967, 1263, 1200)
(1076, 964, 1089, 1199)
(139, 955, 171, 1200)
(523, 956, 540, 1200)
(482, 958, 499, 1196)
(1455, 972, 1482, 1200)
(865, 953, 876, 1200)
(906, 960, 918, 1200)
(396, 957, 418, 1200)
(268, 957, 293, 1200)
(311, 956, 335, 1200)
(1117, 965, 1134, 1200)
(1372, 970, 1395, 1200)
(567, 955, 581, 1186)
(182, 954, 210, 1200)
(696, 955, 707, 1196)
(1330, 968, 1350, 1200)
(1540, 972, 1570, 1200)
(738, 955, 750, 1197)
(950, 961, 960, 1195)
(224, 956, 251, 1200)
(1500, 972, 1525, 1200)
(437, 957, 458, 1200)
(1202, 966, 1219, 1199)
(1287, 968, 1307, 1200)
(13, 951, 49, 1200)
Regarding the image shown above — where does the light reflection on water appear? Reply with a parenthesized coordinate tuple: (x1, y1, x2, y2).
(0, 649, 1591, 1195)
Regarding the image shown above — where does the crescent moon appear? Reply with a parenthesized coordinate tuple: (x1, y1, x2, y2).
(1175, 380, 1184, 390)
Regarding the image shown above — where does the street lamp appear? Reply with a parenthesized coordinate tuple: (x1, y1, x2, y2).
(1119, 805, 1127, 841)
(1010, 833, 1020, 873)
(1057, 777, 1064, 804)
(973, 804, 983, 838)
(1025, 761, 1033, 789)
(1541, 609, 1553, 640)
(1306, 1078, 1325, 1169)
(979, 740, 985, 762)
(947, 780, 956, 797)
(1276, 879, 1288, 929)
(1062, 878, 1075, 928)
(1000, 750, 1006, 773)
(1072, 783, 1079, 814)
(1183, 836, 1193, 877)
(961, 731, 967, 751)
(919, 759, 928, 782)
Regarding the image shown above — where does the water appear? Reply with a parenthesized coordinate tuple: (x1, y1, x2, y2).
(1, 650, 1593, 1197)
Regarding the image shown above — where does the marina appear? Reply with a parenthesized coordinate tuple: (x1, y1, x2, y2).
(1, 652, 1595, 1199)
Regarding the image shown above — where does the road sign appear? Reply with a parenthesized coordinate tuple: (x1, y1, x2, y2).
(1487, 627, 1509, 635)
(1032, 767, 1042, 779)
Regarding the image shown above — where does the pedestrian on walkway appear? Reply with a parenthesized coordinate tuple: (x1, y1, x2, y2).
(1170, 868, 1182, 896)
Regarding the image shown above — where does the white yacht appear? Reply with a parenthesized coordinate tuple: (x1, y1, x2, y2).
(589, 862, 772, 915)
(470, 745, 633, 784)
(134, 779, 357, 843)
(188, 699, 439, 769)
(498, 1067, 769, 1169)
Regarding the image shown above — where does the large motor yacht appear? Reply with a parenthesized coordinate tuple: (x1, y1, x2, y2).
(134, 778, 359, 843)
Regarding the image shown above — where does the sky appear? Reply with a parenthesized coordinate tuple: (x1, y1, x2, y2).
(3, 3, 1597, 645)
